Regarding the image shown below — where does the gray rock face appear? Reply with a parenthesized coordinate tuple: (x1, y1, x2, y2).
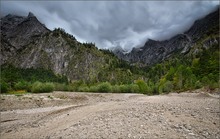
(28, 12, 35, 18)
(0, 13, 110, 81)
(1, 12, 50, 65)
(2, 12, 49, 47)
(113, 8, 219, 66)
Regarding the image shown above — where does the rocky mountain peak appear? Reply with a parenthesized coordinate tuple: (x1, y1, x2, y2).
(143, 39, 160, 48)
(27, 12, 35, 18)
(1, 12, 50, 49)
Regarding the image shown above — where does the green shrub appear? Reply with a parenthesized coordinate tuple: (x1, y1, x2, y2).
(78, 85, 90, 92)
(89, 86, 98, 92)
(0, 82, 9, 93)
(195, 80, 202, 89)
(54, 83, 69, 91)
(14, 81, 31, 91)
(159, 80, 173, 93)
(111, 85, 121, 93)
(111, 84, 140, 93)
(208, 80, 219, 90)
(31, 81, 54, 93)
(65, 84, 77, 92)
(118, 84, 130, 93)
(135, 79, 148, 93)
(69, 81, 84, 91)
(97, 82, 112, 93)
(119, 84, 140, 93)
(163, 81, 174, 93)
(130, 84, 140, 93)
(146, 81, 158, 95)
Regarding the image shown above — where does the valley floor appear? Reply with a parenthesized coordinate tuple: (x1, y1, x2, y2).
(0, 90, 219, 139)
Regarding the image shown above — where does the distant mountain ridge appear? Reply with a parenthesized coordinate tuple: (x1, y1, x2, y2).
(0, 12, 138, 83)
(113, 8, 219, 66)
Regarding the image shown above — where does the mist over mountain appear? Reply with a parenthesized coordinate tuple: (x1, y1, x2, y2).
(113, 8, 219, 66)
(1, 1, 218, 51)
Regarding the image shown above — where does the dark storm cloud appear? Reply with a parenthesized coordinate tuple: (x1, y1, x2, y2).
(1, 1, 218, 51)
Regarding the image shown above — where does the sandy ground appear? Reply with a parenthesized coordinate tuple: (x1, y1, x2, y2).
(0, 90, 219, 139)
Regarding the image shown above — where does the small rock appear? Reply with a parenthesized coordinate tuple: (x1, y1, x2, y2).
(128, 134, 131, 138)
(6, 130, 12, 133)
(188, 125, 192, 130)
(189, 132, 195, 136)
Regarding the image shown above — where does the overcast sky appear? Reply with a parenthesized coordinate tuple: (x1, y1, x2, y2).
(1, 1, 219, 51)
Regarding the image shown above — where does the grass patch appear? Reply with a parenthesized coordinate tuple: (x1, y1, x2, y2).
(8, 90, 28, 96)
(31, 82, 54, 93)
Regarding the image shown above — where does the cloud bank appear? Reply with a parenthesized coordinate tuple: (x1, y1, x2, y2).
(1, 1, 218, 51)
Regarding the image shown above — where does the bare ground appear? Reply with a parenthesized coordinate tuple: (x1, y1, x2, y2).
(0, 89, 220, 139)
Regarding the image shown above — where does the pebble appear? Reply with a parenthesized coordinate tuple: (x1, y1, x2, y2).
(189, 132, 195, 136)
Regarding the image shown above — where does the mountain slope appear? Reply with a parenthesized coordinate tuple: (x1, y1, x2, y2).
(0, 13, 142, 83)
(114, 8, 219, 67)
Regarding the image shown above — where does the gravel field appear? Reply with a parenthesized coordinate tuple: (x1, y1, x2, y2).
(0, 90, 219, 139)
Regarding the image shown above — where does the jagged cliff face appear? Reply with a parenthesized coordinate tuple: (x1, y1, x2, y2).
(0, 13, 117, 82)
(1, 12, 50, 65)
(1, 12, 49, 48)
(113, 8, 219, 66)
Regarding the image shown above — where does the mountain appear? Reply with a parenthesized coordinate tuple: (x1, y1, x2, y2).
(1, 12, 50, 64)
(0, 9, 219, 94)
(113, 8, 219, 67)
(0, 13, 141, 83)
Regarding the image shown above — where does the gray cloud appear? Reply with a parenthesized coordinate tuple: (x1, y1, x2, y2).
(1, 1, 218, 51)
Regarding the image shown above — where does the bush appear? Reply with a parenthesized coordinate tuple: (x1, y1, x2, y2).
(119, 84, 130, 93)
(65, 84, 77, 92)
(0, 82, 9, 93)
(195, 80, 202, 89)
(97, 82, 112, 93)
(111, 85, 121, 93)
(135, 79, 148, 93)
(130, 84, 140, 93)
(78, 85, 90, 92)
(207, 80, 219, 90)
(163, 81, 174, 93)
(159, 80, 173, 94)
(31, 81, 54, 93)
(146, 81, 158, 95)
(111, 84, 140, 93)
(14, 81, 31, 91)
(89, 86, 98, 92)
(54, 83, 69, 91)
(69, 81, 84, 91)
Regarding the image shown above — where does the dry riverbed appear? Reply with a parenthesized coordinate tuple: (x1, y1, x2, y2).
(0, 89, 219, 139)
